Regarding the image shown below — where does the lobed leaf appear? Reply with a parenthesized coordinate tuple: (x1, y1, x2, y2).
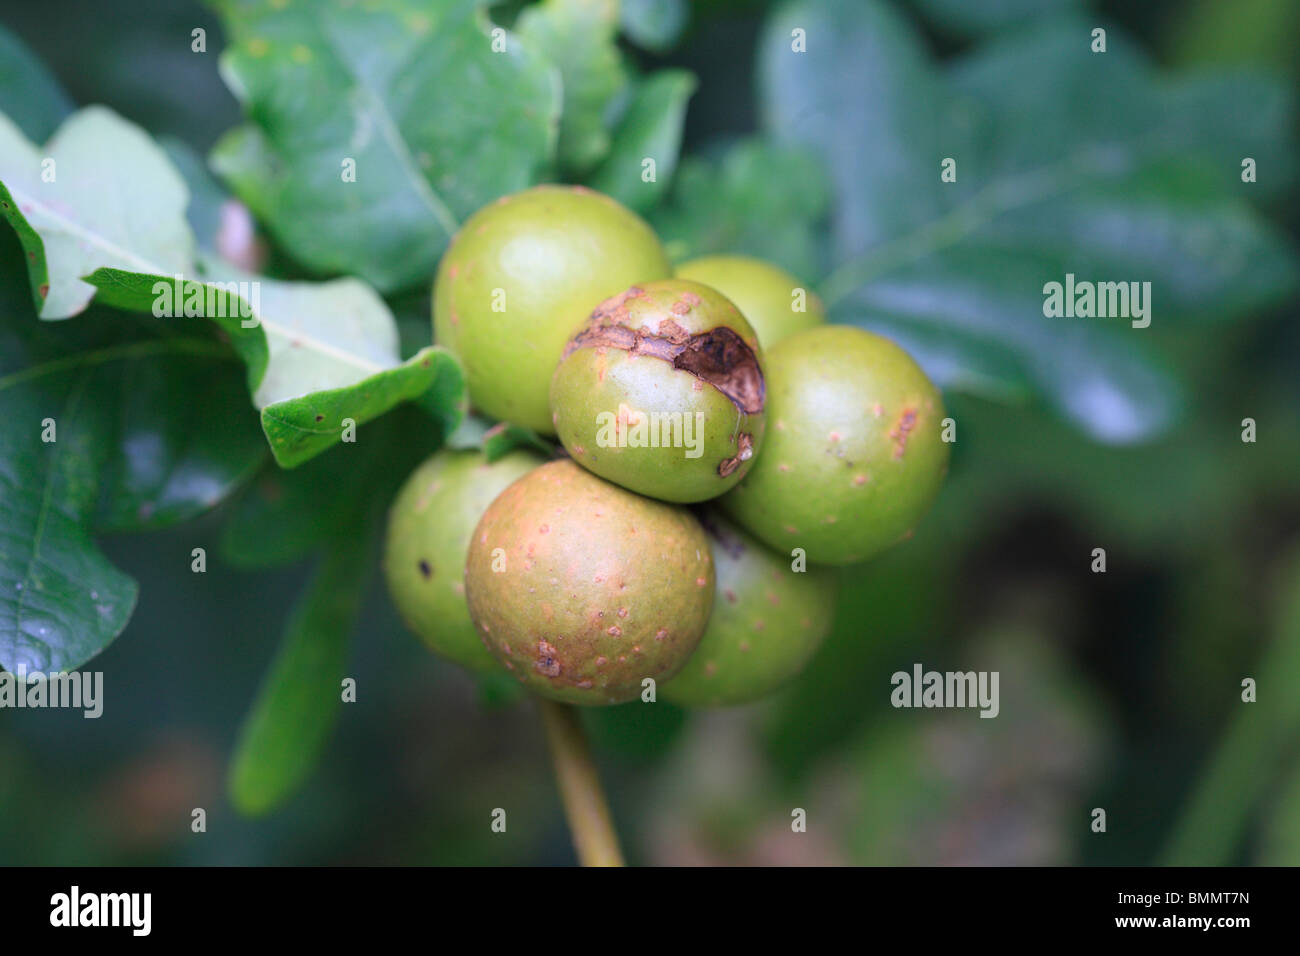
(651, 137, 831, 281)
(209, 0, 561, 292)
(759, 0, 1300, 443)
(0, 106, 465, 467)
(586, 69, 696, 214)
(0, 282, 266, 674)
(517, 0, 629, 176)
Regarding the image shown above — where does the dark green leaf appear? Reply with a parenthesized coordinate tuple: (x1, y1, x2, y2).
(255, 345, 456, 469)
(0, 297, 266, 674)
(948, 18, 1297, 199)
(227, 538, 367, 815)
(850, 315, 1034, 404)
(1162, 547, 1300, 864)
(759, 0, 1299, 443)
(209, 0, 561, 292)
(651, 137, 830, 281)
(83, 267, 462, 468)
(219, 456, 356, 570)
(840, 245, 1185, 443)
(906, 0, 1084, 37)
(620, 0, 689, 52)
(0, 23, 73, 142)
(759, 0, 946, 257)
(481, 421, 555, 463)
(976, 166, 1298, 319)
(1, 106, 463, 467)
(586, 70, 696, 214)
(220, 403, 446, 570)
(517, 0, 629, 175)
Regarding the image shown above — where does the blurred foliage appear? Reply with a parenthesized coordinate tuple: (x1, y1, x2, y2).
(0, 0, 1298, 867)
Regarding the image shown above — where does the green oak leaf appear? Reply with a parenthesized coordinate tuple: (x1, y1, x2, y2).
(587, 69, 696, 214)
(651, 137, 830, 281)
(220, 402, 448, 576)
(481, 421, 555, 463)
(228, 536, 367, 815)
(620, 0, 690, 52)
(517, 0, 629, 176)
(0, 290, 267, 675)
(219, 447, 366, 571)
(0, 23, 74, 142)
(209, 0, 560, 292)
(0, 105, 465, 467)
(81, 267, 461, 468)
(0, 107, 192, 319)
(906, 0, 1085, 37)
(221, 404, 445, 812)
(759, 0, 1299, 442)
(840, 244, 1184, 443)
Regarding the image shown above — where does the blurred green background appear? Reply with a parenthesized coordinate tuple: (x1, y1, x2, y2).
(1, 0, 1298, 865)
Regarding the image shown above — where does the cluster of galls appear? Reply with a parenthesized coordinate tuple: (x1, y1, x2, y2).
(384, 186, 949, 707)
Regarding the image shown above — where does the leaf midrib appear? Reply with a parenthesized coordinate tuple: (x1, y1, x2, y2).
(318, 14, 459, 237)
(4, 177, 392, 379)
(817, 127, 1209, 309)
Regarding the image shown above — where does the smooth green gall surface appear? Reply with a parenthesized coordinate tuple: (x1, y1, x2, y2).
(675, 255, 825, 347)
(465, 460, 714, 705)
(721, 326, 948, 565)
(549, 279, 766, 503)
(433, 185, 671, 435)
(384, 448, 544, 672)
(662, 512, 838, 707)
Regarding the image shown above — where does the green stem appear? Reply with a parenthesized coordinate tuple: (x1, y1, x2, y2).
(1159, 549, 1300, 864)
(538, 698, 625, 867)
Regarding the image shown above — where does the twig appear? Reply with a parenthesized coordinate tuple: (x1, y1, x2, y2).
(538, 698, 625, 867)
